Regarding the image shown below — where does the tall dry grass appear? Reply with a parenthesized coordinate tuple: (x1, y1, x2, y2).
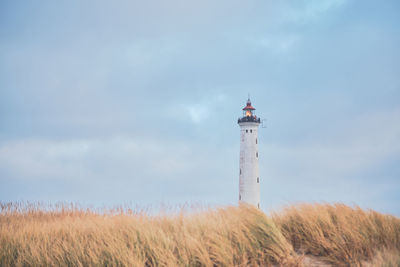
(273, 203, 400, 266)
(1, 202, 399, 266)
(0, 203, 299, 267)
(363, 249, 400, 267)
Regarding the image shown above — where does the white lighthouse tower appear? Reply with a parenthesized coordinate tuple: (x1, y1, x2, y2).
(238, 98, 261, 208)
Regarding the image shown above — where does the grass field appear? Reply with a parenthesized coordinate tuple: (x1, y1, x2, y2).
(1, 202, 399, 266)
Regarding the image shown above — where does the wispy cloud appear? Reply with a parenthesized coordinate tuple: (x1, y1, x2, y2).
(281, 0, 348, 24)
(170, 93, 228, 124)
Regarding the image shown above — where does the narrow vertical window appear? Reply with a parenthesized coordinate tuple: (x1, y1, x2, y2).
(239, 195, 241, 200)
(256, 152, 258, 158)
(240, 169, 241, 175)
(258, 203, 260, 209)
(246, 129, 248, 133)
(250, 129, 252, 133)
(257, 177, 259, 183)
(256, 138, 257, 144)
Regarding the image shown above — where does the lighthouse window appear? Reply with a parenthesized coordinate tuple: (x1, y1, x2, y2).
(256, 152, 258, 158)
(256, 138, 257, 144)
(258, 203, 260, 209)
(240, 169, 241, 175)
(246, 130, 248, 133)
(250, 129, 252, 133)
(257, 177, 259, 183)
(239, 195, 241, 200)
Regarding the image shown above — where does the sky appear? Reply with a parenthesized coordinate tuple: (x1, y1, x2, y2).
(1, 0, 399, 215)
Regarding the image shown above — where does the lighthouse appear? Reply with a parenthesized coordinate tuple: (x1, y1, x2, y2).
(238, 98, 261, 208)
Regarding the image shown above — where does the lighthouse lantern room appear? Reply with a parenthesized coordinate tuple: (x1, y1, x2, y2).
(238, 98, 261, 208)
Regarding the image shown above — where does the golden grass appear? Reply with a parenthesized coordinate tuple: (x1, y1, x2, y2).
(363, 249, 400, 267)
(1, 202, 399, 266)
(0, 203, 299, 266)
(273, 203, 400, 266)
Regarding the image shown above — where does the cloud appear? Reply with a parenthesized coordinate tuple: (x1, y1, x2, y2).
(170, 93, 228, 124)
(247, 34, 300, 54)
(269, 106, 400, 174)
(0, 134, 238, 205)
(281, 0, 348, 24)
(261, 107, 400, 211)
(0, 136, 198, 182)
(187, 105, 209, 124)
(0, 139, 91, 181)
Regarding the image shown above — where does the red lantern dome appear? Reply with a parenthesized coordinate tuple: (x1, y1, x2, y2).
(242, 99, 256, 111)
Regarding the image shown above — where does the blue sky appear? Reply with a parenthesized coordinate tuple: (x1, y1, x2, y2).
(1, 0, 399, 215)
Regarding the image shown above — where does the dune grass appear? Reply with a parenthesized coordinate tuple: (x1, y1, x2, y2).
(0, 202, 399, 266)
(273, 203, 400, 266)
